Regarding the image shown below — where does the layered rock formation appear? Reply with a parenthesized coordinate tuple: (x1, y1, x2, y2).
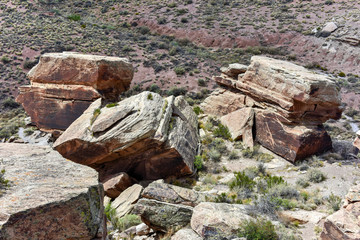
(0, 143, 105, 240)
(16, 52, 133, 131)
(53, 91, 199, 181)
(203, 56, 342, 162)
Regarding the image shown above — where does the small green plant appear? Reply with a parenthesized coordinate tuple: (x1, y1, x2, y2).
(229, 150, 239, 160)
(338, 72, 346, 77)
(213, 123, 231, 140)
(208, 149, 221, 162)
(229, 171, 256, 191)
(1, 55, 11, 64)
(147, 93, 153, 100)
(67, 14, 81, 21)
(0, 168, 10, 196)
(238, 218, 278, 240)
(90, 108, 101, 125)
(174, 66, 186, 76)
(307, 169, 326, 183)
(193, 106, 203, 115)
(296, 178, 310, 188)
(265, 175, 285, 188)
(106, 103, 118, 108)
(105, 202, 141, 232)
(194, 155, 203, 171)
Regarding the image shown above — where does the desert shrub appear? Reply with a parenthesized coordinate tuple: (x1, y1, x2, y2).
(213, 123, 231, 140)
(147, 93, 153, 100)
(202, 174, 218, 185)
(265, 175, 285, 188)
(148, 84, 160, 93)
(338, 72, 346, 77)
(23, 59, 38, 69)
(157, 17, 167, 24)
(197, 79, 206, 87)
(208, 149, 221, 162)
(268, 184, 299, 200)
(105, 203, 141, 232)
(194, 155, 203, 171)
(2, 98, 20, 109)
(174, 66, 186, 76)
(167, 87, 187, 96)
(326, 193, 341, 212)
(181, 17, 188, 23)
(208, 138, 227, 154)
(1, 55, 11, 64)
(229, 150, 239, 160)
(238, 218, 278, 240)
(0, 169, 9, 196)
(138, 26, 150, 35)
(193, 106, 203, 115)
(296, 178, 310, 188)
(67, 14, 81, 21)
(307, 169, 326, 183)
(229, 171, 256, 191)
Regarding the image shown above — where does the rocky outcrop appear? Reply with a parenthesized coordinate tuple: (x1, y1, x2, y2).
(171, 228, 202, 240)
(191, 202, 254, 239)
(320, 185, 360, 240)
(111, 184, 143, 218)
(16, 52, 133, 131)
(205, 56, 342, 162)
(353, 130, 360, 151)
(0, 143, 105, 240)
(53, 91, 199, 181)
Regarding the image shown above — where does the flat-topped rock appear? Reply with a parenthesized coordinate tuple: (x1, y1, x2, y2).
(54, 91, 199, 181)
(0, 143, 104, 240)
(28, 52, 133, 99)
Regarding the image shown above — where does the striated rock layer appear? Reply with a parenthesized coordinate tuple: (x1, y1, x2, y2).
(16, 52, 134, 131)
(54, 91, 199, 181)
(0, 143, 105, 240)
(207, 56, 342, 162)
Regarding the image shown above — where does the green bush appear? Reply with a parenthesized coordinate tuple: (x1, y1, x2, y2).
(174, 66, 186, 76)
(213, 123, 231, 140)
(2, 98, 20, 109)
(147, 93, 153, 100)
(307, 169, 326, 183)
(238, 218, 278, 240)
(0, 169, 9, 196)
(23, 59, 38, 69)
(338, 72, 346, 77)
(198, 79, 206, 86)
(1, 55, 11, 64)
(229, 150, 239, 160)
(138, 26, 150, 35)
(105, 202, 141, 231)
(208, 149, 221, 162)
(193, 106, 203, 115)
(229, 171, 256, 191)
(167, 87, 187, 96)
(194, 155, 203, 171)
(106, 103, 118, 108)
(67, 14, 81, 21)
(327, 193, 341, 212)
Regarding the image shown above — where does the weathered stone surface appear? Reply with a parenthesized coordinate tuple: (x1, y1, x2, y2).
(0, 143, 104, 240)
(200, 88, 247, 116)
(332, 140, 359, 159)
(17, 83, 101, 131)
(191, 202, 254, 238)
(16, 52, 134, 131)
(111, 184, 143, 218)
(319, 22, 338, 37)
(353, 130, 360, 151)
(220, 107, 254, 147)
(220, 63, 247, 78)
(133, 198, 193, 232)
(28, 52, 133, 99)
(141, 180, 209, 207)
(54, 91, 199, 181)
(320, 202, 360, 240)
(278, 210, 326, 224)
(171, 228, 202, 240)
(255, 110, 332, 162)
(102, 172, 135, 199)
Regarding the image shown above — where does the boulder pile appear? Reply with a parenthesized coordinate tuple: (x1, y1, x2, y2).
(53, 91, 199, 182)
(16, 52, 133, 132)
(202, 56, 342, 162)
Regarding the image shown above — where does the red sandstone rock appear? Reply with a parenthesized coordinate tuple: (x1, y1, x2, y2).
(102, 172, 135, 199)
(255, 110, 332, 162)
(16, 52, 134, 131)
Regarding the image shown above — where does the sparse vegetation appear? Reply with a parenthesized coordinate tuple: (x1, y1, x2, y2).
(238, 218, 278, 240)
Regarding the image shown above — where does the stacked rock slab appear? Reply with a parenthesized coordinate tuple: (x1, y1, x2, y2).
(53, 91, 199, 181)
(0, 143, 104, 240)
(16, 52, 134, 131)
(207, 56, 342, 162)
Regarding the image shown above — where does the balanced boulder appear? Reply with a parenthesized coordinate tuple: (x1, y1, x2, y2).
(16, 52, 133, 131)
(53, 91, 199, 181)
(206, 56, 342, 162)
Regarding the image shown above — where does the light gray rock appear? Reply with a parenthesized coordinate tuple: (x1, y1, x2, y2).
(220, 63, 248, 78)
(191, 202, 254, 238)
(111, 184, 143, 218)
(171, 228, 202, 240)
(133, 198, 193, 232)
(54, 91, 199, 182)
(0, 143, 104, 240)
(320, 22, 338, 37)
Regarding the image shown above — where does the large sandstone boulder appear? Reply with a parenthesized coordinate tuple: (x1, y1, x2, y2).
(53, 91, 199, 181)
(206, 56, 342, 162)
(16, 52, 134, 131)
(0, 143, 105, 240)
